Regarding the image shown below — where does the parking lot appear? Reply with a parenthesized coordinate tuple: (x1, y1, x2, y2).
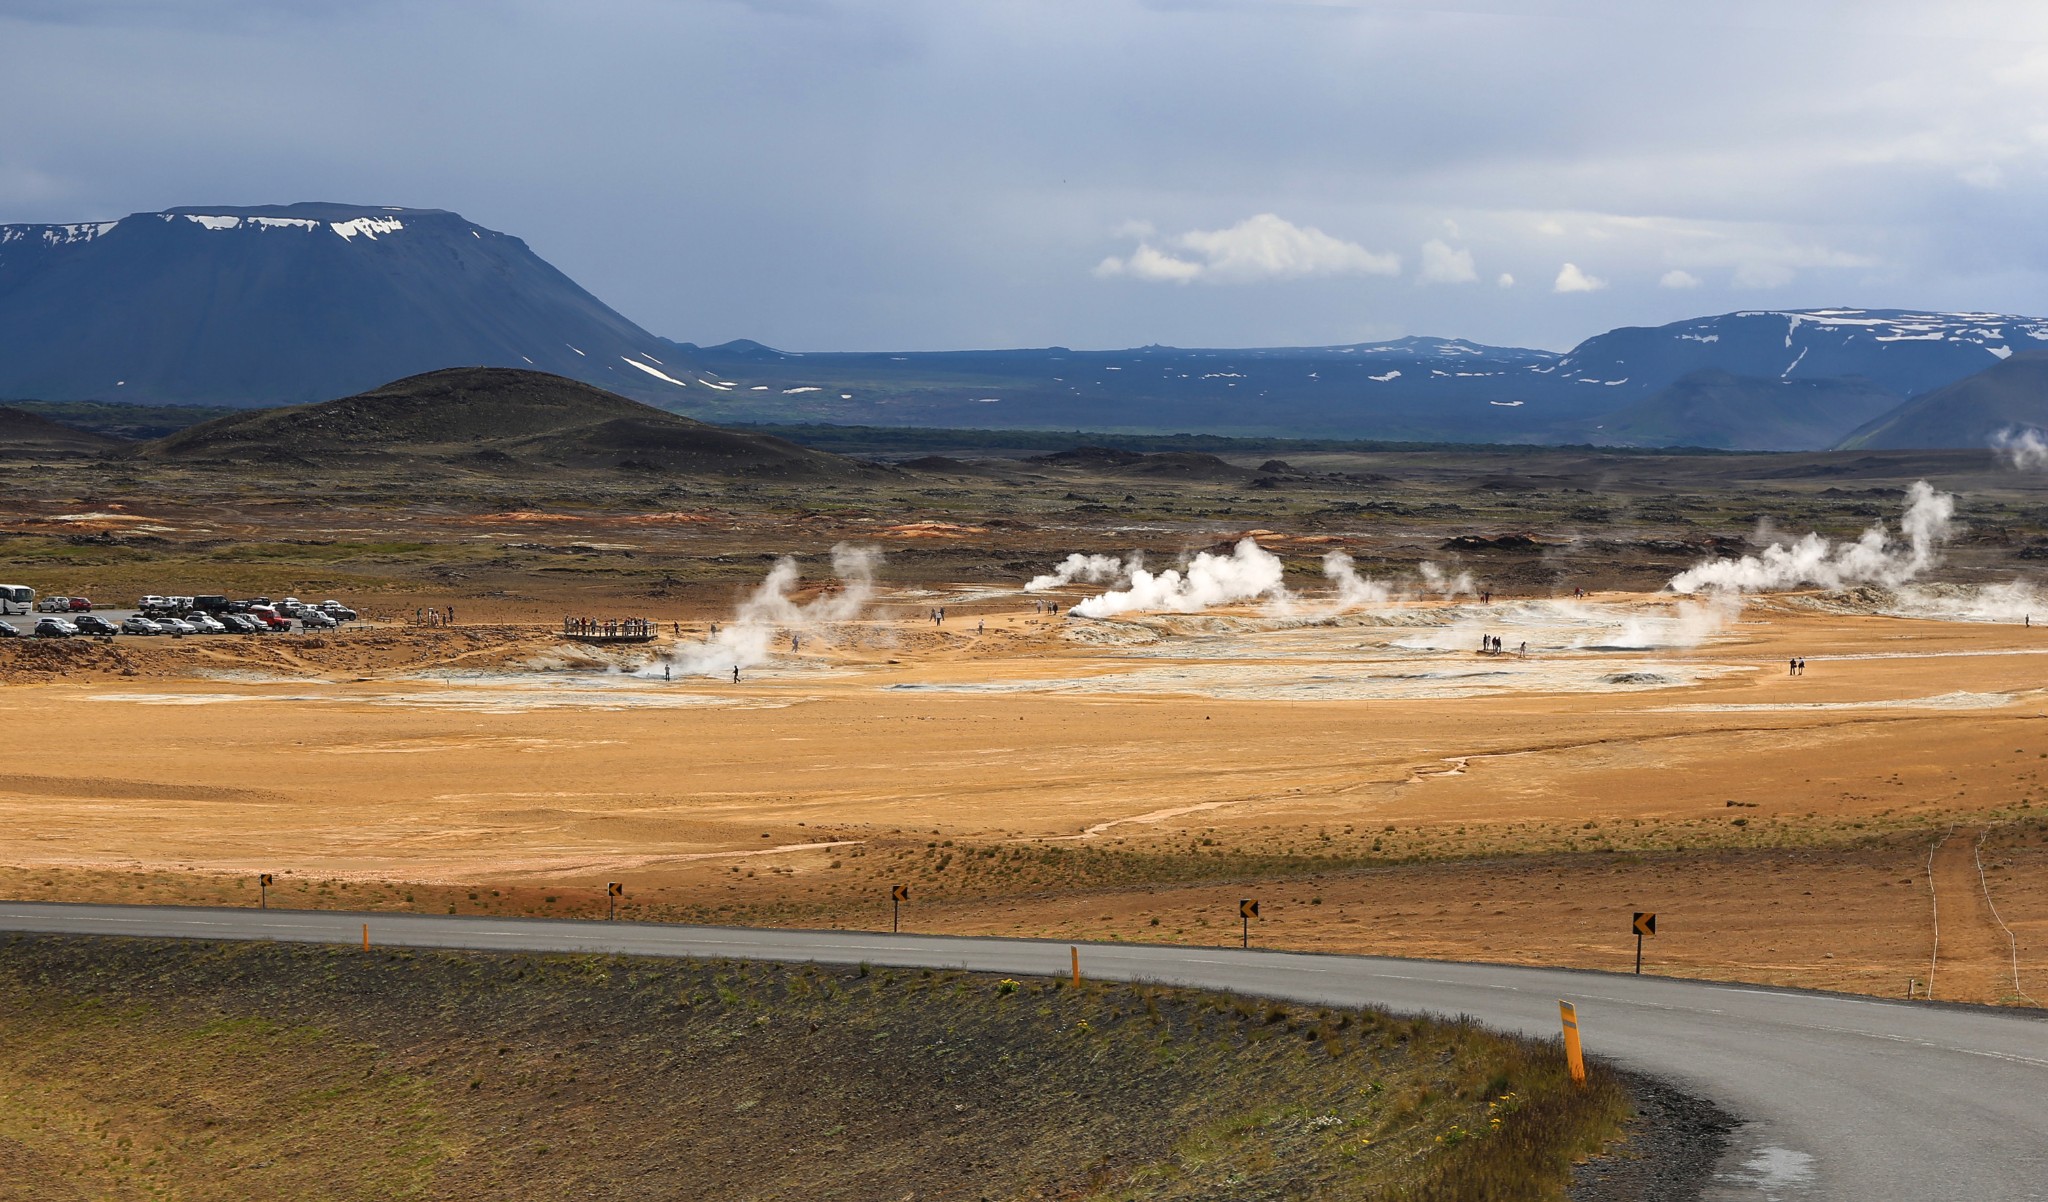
(2, 602, 358, 639)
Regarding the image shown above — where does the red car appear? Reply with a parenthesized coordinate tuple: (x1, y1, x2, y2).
(247, 605, 292, 630)
(66, 596, 93, 612)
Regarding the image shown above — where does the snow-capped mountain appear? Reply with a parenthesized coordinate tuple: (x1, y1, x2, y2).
(1543, 308, 2039, 400)
(0, 203, 695, 405)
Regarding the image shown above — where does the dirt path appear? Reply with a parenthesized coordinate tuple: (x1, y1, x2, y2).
(1927, 827, 2021, 1002)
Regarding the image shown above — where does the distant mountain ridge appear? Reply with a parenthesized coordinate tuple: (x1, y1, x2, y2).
(0, 200, 2037, 448)
(1544, 309, 2040, 398)
(668, 308, 2036, 446)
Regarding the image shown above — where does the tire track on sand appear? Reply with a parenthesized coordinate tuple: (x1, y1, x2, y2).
(1927, 826, 2011, 1003)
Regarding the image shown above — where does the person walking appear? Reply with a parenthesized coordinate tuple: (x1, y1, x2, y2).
(732, 665, 740, 684)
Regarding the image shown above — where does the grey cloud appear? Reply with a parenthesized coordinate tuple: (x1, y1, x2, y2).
(2, 0, 2046, 352)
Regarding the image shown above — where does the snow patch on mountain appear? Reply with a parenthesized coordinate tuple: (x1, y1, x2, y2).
(172, 213, 403, 240)
(0, 222, 120, 247)
(329, 217, 403, 241)
(621, 356, 689, 387)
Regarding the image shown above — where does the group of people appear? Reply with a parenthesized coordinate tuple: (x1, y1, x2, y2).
(1788, 657, 1808, 676)
(562, 616, 656, 639)
(1032, 600, 1061, 616)
(928, 607, 948, 626)
(414, 606, 455, 626)
(1479, 634, 1524, 656)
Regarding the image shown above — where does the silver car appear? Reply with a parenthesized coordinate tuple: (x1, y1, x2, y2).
(155, 617, 196, 635)
(120, 615, 164, 635)
(185, 613, 226, 634)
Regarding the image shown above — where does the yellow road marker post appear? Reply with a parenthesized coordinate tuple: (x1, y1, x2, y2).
(362, 923, 369, 952)
(1559, 1000, 1586, 1086)
(1071, 946, 1080, 987)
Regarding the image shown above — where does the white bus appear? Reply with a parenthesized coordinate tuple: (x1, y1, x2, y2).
(0, 585, 33, 615)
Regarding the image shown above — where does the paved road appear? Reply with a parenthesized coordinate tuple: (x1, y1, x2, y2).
(0, 902, 2040, 1201)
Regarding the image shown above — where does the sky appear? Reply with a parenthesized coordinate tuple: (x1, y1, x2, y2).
(3, 0, 2048, 352)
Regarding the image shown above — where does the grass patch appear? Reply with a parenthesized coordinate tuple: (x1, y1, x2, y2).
(0, 935, 1629, 1201)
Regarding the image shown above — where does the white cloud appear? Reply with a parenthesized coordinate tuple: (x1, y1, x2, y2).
(1094, 243, 1203, 283)
(1659, 269, 1700, 289)
(1960, 163, 2005, 189)
(1496, 272, 1514, 288)
(1096, 213, 1399, 284)
(1417, 238, 1477, 284)
(1733, 261, 1795, 289)
(1553, 262, 1605, 293)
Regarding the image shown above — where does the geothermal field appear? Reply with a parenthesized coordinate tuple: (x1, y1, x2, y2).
(4, 444, 2048, 1009)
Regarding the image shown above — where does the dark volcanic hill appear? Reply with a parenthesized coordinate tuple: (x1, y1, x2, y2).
(136, 368, 877, 478)
(0, 406, 127, 457)
(1838, 351, 2048, 450)
(0, 204, 695, 407)
(1591, 368, 1904, 451)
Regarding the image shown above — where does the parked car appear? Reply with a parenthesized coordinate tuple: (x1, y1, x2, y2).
(74, 615, 119, 636)
(34, 617, 78, 637)
(0, 620, 19, 638)
(121, 615, 165, 635)
(36, 596, 71, 613)
(186, 613, 226, 634)
(155, 617, 196, 635)
(192, 595, 231, 614)
(248, 606, 292, 630)
(66, 597, 93, 612)
(299, 609, 338, 630)
(320, 600, 358, 621)
(217, 613, 260, 634)
(138, 594, 169, 612)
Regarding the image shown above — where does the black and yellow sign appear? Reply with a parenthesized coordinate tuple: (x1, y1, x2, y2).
(258, 874, 273, 887)
(892, 885, 910, 902)
(1239, 899, 1260, 919)
(607, 882, 623, 898)
(1633, 912, 1657, 937)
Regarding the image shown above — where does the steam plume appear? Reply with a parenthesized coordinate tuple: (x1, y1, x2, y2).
(1321, 550, 1393, 607)
(1669, 481, 1956, 594)
(1992, 427, 2048, 472)
(1417, 561, 1476, 599)
(1072, 538, 1287, 617)
(1026, 552, 1137, 593)
(654, 543, 881, 678)
(1588, 594, 1742, 649)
